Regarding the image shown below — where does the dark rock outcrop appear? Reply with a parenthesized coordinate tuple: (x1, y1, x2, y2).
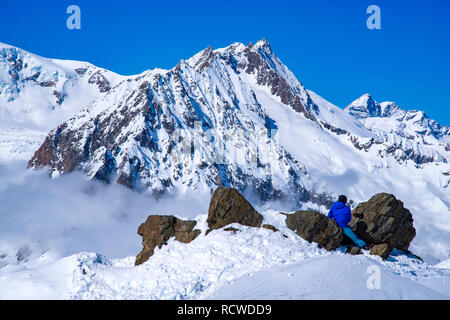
(348, 193, 416, 255)
(223, 226, 240, 233)
(135, 215, 201, 266)
(346, 246, 362, 255)
(261, 224, 278, 232)
(370, 243, 392, 260)
(206, 187, 263, 231)
(88, 70, 111, 93)
(244, 40, 318, 122)
(284, 210, 343, 251)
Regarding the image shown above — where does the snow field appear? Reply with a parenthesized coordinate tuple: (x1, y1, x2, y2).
(1, 208, 449, 300)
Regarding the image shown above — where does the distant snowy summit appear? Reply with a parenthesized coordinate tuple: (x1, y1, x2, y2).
(344, 93, 449, 164)
(347, 93, 448, 140)
(1, 40, 448, 205)
(0, 42, 124, 129)
(0, 42, 125, 161)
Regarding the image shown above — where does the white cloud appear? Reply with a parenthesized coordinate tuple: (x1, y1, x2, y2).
(0, 161, 210, 264)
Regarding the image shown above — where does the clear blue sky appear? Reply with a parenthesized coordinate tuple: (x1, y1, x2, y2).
(1, 0, 449, 125)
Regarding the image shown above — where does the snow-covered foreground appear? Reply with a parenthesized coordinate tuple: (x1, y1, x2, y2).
(0, 162, 449, 300)
(1, 200, 450, 299)
(208, 255, 449, 300)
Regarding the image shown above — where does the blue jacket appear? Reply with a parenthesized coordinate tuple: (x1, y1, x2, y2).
(327, 202, 352, 228)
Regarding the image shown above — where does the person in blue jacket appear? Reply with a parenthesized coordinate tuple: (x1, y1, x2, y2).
(328, 195, 369, 249)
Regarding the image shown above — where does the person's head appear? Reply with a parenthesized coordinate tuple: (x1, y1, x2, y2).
(338, 195, 347, 204)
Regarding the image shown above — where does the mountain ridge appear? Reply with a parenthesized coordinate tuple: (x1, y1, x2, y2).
(0, 40, 448, 213)
(24, 40, 321, 204)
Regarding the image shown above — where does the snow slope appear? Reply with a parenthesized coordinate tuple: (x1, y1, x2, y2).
(0, 42, 127, 161)
(207, 255, 448, 300)
(0, 127, 46, 161)
(1, 210, 449, 300)
(0, 162, 448, 300)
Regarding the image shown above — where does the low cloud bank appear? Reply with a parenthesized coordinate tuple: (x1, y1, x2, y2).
(0, 161, 211, 263)
(1, 161, 448, 266)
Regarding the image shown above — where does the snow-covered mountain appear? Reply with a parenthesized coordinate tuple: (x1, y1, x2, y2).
(345, 93, 449, 165)
(0, 40, 445, 261)
(23, 40, 449, 211)
(0, 42, 126, 161)
(26, 40, 324, 204)
(1, 40, 450, 300)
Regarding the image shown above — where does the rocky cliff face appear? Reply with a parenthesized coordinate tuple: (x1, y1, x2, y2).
(26, 40, 325, 203)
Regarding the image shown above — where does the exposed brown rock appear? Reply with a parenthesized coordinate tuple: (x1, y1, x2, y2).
(75, 67, 87, 75)
(320, 121, 348, 136)
(88, 70, 111, 93)
(348, 193, 416, 252)
(262, 224, 288, 238)
(370, 243, 392, 260)
(135, 215, 201, 266)
(346, 246, 362, 255)
(223, 226, 240, 233)
(27, 133, 58, 170)
(261, 224, 278, 232)
(285, 210, 343, 251)
(53, 90, 64, 105)
(349, 136, 376, 152)
(206, 187, 263, 231)
(244, 44, 317, 122)
(28, 123, 87, 175)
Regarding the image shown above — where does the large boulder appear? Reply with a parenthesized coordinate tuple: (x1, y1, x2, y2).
(206, 187, 263, 231)
(135, 215, 201, 265)
(285, 210, 343, 251)
(370, 243, 392, 260)
(348, 193, 416, 252)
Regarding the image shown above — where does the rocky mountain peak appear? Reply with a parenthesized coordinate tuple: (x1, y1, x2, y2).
(345, 94, 449, 141)
(26, 40, 328, 205)
(253, 38, 272, 53)
(345, 94, 380, 118)
(187, 46, 215, 72)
